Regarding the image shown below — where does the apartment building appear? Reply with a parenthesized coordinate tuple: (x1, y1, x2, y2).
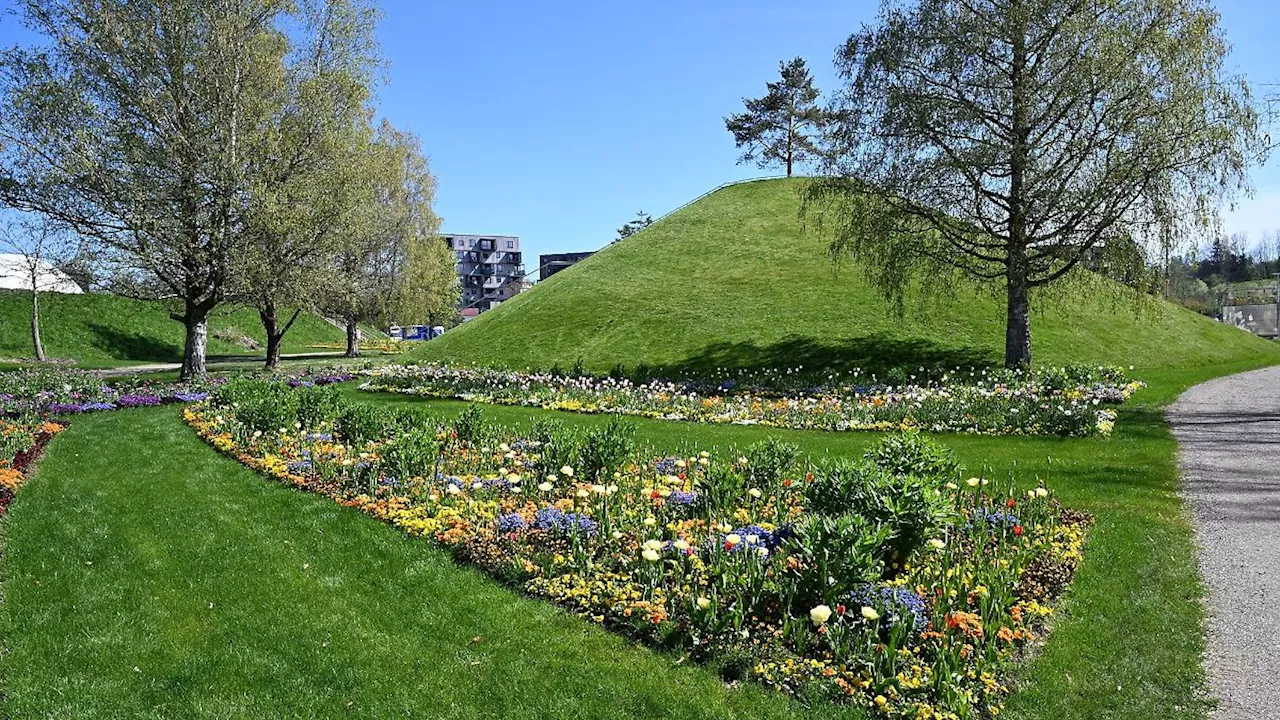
(443, 234, 525, 315)
(538, 251, 594, 281)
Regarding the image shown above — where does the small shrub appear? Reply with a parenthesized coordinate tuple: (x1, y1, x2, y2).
(743, 437, 800, 494)
(335, 403, 397, 446)
(295, 386, 343, 429)
(864, 431, 958, 480)
(805, 458, 953, 565)
(783, 513, 891, 605)
(579, 417, 636, 481)
(453, 405, 489, 445)
(528, 417, 579, 480)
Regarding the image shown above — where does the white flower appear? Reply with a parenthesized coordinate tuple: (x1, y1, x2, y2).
(643, 517, 656, 526)
(696, 597, 711, 610)
(1035, 487, 1049, 497)
(724, 533, 742, 546)
(560, 465, 574, 477)
(810, 604, 832, 625)
(860, 606, 880, 621)
(747, 488, 762, 499)
(641, 549, 661, 562)
(927, 538, 946, 550)
(538, 482, 553, 492)
(945, 482, 959, 490)
(966, 477, 980, 487)
(591, 484, 606, 494)
(672, 539, 690, 551)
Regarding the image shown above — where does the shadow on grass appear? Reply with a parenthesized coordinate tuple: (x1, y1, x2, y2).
(654, 333, 999, 378)
(85, 322, 181, 362)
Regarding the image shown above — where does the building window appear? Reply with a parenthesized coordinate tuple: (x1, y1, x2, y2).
(506, 240, 514, 249)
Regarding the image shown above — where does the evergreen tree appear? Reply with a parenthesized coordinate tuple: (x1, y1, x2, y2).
(725, 58, 824, 177)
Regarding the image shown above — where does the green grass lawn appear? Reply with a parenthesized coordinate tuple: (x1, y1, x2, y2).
(411, 178, 1280, 378)
(0, 289, 355, 365)
(1, 352, 1262, 719)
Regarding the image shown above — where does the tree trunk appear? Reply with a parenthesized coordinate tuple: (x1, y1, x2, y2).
(261, 303, 282, 370)
(345, 319, 361, 358)
(1004, 261, 1032, 369)
(176, 303, 210, 381)
(785, 154, 793, 177)
(259, 302, 302, 370)
(30, 289, 45, 362)
(1005, 16, 1031, 370)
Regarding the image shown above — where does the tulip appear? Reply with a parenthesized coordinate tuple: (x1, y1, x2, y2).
(860, 606, 880, 621)
(641, 549, 661, 562)
(810, 604, 832, 625)
(696, 597, 711, 610)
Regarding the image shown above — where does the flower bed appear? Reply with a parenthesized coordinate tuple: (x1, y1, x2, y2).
(0, 368, 353, 417)
(186, 379, 1091, 718)
(358, 363, 1143, 437)
(0, 416, 66, 516)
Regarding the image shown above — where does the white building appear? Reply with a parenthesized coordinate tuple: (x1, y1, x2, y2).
(0, 254, 84, 294)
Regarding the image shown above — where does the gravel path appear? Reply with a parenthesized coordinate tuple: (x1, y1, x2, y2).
(1169, 366, 1280, 720)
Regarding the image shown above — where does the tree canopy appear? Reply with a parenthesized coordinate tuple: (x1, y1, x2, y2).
(725, 57, 824, 177)
(807, 0, 1264, 367)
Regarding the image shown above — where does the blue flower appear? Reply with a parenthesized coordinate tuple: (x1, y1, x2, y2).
(534, 507, 598, 537)
(845, 584, 928, 632)
(496, 512, 527, 533)
(667, 490, 698, 506)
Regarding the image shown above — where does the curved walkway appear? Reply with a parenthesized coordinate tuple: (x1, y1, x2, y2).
(1169, 366, 1280, 719)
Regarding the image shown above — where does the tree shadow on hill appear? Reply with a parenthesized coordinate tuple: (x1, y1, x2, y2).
(654, 333, 999, 380)
(86, 323, 181, 362)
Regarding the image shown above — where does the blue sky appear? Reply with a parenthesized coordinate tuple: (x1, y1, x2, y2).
(2, 1, 1278, 268)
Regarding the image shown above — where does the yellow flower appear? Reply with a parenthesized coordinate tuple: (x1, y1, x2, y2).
(927, 538, 946, 550)
(560, 465, 574, 477)
(696, 597, 711, 610)
(810, 605, 832, 625)
(861, 606, 880, 621)
(966, 477, 980, 487)
(641, 549, 661, 562)
(538, 482, 553, 492)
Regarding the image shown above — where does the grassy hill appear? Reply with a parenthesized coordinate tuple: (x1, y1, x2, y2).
(413, 178, 1280, 386)
(0, 290, 349, 366)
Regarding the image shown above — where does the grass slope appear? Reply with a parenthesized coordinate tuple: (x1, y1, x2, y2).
(0, 407, 849, 720)
(414, 178, 1280, 376)
(0, 290, 346, 366)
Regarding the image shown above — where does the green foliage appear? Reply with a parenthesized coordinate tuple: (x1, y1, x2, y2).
(296, 386, 344, 430)
(805, 454, 952, 563)
(863, 431, 957, 480)
(578, 417, 636, 481)
(743, 437, 801, 492)
(724, 57, 824, 177)
(379, 426, 441, 482)
(335, 403, 397, 446)
(782, 513, 891, 605)
(812, 0, 1261, 367)
(528, 417, 579, 480)
(452, 405, 489, 445)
